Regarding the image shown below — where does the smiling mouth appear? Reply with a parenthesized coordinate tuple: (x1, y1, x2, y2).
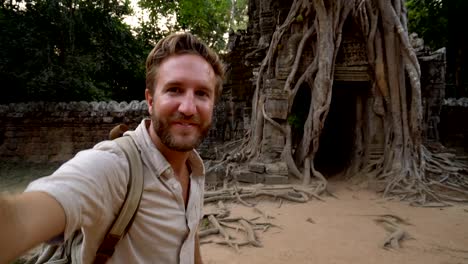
(172, 121, 199, 127)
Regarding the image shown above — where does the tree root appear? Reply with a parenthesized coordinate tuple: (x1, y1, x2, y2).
(374, 215, 412, 249)
(204, 184, 321, 204)
(203, 201, 231, 218)
(253, 207, 274, 220)
(200, 183, 316, 251)
(381, 228, 409, 249)
(368, 145, 468, 205)
(199, 228, 219, 238)
(200, 209, 279, 251)
(213, 0, 468, 213)
(239, 219, 262, 247)
(199, 239, 251, 249)
(208, 215, 236, 250)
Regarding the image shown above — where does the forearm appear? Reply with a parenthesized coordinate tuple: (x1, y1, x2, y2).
(0, 192, 66, 263)
(194, 233, 203, 264)
(0, 193, 28, 263)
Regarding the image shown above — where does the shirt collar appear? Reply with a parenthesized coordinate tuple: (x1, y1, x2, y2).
(125, 119, 205, 179)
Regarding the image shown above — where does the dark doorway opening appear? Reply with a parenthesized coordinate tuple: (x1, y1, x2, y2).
(314, 81, 368, 177)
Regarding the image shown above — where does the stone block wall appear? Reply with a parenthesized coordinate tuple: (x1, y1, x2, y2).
(0, 99, 234, 163)
(2, 97, 464, 166)
(0, 101, 148, 163)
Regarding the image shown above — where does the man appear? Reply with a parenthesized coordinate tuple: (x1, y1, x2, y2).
(0, 32, 224, 264)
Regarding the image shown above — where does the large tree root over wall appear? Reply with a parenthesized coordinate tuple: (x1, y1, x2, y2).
(214, 0, 468, 205)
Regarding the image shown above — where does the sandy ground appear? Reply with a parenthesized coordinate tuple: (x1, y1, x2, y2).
(2, 168, 467, 264)
(200, 181, 468, 264)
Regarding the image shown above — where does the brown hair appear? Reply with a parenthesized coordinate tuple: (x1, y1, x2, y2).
(145, 33, 225, 100)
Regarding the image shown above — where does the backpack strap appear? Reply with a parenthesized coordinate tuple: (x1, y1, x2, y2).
(94, 136, 144, 264)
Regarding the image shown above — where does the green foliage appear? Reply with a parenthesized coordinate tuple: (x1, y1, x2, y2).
(135, 0, 177, 45)
(199, 217, 210, 229)
(229, 0, 248, 32)
(0, 0, 248, 103)
(295, 14, 303, 23)
(178, 0, 231, 51)
(287, 114, 303, 131)
(406, 0, 448, 49)
(0, 0, 146, 103)
(407, 0, 468, 96)
(137, 0, 247, 51)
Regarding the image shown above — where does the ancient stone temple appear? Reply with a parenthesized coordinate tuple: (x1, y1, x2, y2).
(0, 1, 450, 180)
(204, 0, 448, 183)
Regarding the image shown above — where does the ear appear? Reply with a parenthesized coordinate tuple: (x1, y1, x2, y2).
(145, 88, 154, 115)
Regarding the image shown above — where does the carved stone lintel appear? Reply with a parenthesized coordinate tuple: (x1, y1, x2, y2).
(336, 38, 368, 67)
(334, 66, 370, 82)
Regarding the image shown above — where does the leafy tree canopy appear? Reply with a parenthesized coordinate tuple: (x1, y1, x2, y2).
(137, 0, 247, 51)
(0, 0, 146, 103)
(407, 0, 468, 96)
(407, 0, 448, 49)
(0, 0, 248, 103)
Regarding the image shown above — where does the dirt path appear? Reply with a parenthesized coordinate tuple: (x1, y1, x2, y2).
(2, 169, 467, 264)
(201, 181, 468, 264)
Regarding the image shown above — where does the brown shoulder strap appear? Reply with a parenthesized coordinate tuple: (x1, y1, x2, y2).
(94, 136, 144, 264)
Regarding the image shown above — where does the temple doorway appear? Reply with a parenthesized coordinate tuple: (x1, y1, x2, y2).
(314, 81, 369, 177)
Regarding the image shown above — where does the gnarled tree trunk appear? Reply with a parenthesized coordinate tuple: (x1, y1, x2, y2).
(220, 0, 468, 205)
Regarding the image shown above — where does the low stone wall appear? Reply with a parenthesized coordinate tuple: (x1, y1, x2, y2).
(0, 101, 148, 163)
(1, 98, 466, 164)
(0, 100, 230, 163)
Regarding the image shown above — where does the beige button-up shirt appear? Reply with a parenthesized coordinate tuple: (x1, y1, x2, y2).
(26, 119, 205, 264)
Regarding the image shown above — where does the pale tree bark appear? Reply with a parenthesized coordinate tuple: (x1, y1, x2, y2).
(218, 0, 468, 205)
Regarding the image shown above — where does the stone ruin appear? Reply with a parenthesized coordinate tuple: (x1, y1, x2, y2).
(0, 101, 148, 163)
(204, 0, 453, 184)
(0, 1, 464, 180)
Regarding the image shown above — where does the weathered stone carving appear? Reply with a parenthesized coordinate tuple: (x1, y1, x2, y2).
(211, 0, 451, 186)
(334, 29, 370, 82)
(335, 38, 368, 66)
(275, 33, 303, 80)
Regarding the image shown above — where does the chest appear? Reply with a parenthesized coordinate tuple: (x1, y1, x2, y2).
(135, 174, 202, 232)
(179, 174, 190, 207)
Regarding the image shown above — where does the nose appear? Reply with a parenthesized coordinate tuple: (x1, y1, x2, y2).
(178, 92, 197, 116)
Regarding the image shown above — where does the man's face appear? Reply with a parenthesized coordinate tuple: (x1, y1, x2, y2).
(145, 54, 217, 152)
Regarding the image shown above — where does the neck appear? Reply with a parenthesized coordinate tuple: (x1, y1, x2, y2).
(148, 122, 190, 177)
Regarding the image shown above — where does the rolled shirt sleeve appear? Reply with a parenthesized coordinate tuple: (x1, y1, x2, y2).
(25, 140, 129, 241)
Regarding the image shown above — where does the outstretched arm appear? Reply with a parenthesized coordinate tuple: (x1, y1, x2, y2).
(0, 191, 65, 263)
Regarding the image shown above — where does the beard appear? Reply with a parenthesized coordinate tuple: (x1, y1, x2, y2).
(151, 111, 211, 152)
